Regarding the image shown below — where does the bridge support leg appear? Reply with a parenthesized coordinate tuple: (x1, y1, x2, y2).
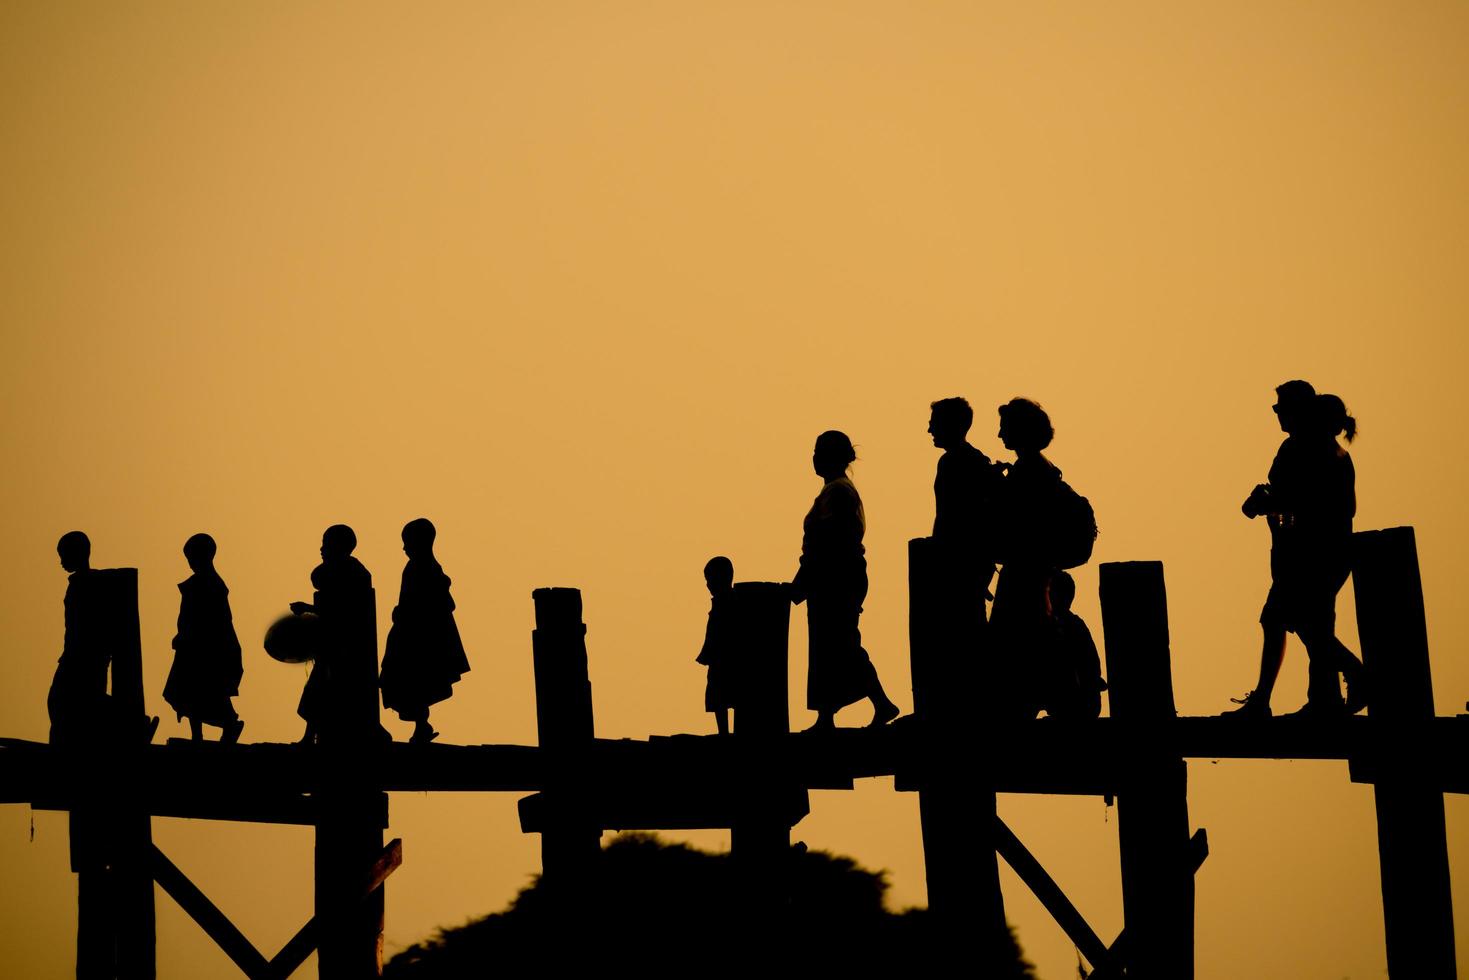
(1100, 561, 1194, 980)
(530, 589, 601, 892)
(1352, 528, 1456, 978)
(908, 538, 1007, 957)
(731, 583, 798, 888)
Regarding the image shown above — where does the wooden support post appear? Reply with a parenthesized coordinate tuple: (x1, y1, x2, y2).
(908, 538, 1006, 951)
(729, 583, 797, 886)
(530, 588, 600, 884)
(313, 585, 385, 980)
(1351, 528, 1457, 978)
(69, 569, 156, 980)
(1098, 561, 1194, 980)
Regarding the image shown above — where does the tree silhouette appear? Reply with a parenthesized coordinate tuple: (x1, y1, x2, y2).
(386, 833, 1035, 976)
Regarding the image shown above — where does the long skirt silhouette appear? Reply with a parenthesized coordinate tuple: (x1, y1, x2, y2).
(380, 560, 470, 722)
(805, 569, 879, 714)
(163, 572, 242, 726)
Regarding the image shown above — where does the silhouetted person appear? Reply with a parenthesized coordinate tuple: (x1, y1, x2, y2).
(928, 396, 1005, 602)
(161, 533, 245, 743)
(291, 524, 377, 744)
(695, 556, 737, 736)
(990, 398, 1064, 719)
(1226, 384, 1366, 718)
(380, 518, 470, 744)
(1040, 571, 1106, 720)
(47, 531, 157, 746)
(789, 431, 901, 731)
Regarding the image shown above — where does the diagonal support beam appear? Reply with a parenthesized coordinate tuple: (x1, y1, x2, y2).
(268, 838, 403, 980)
(1088, 829, 1209, 980)
(148, 845, 272, 979)
(993, 815, 1111, 968)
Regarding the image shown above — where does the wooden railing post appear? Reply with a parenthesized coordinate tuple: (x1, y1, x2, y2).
(313, 584, 386, 979)
(530, 588, 601, 885)
(908, 538, 1006, 951)
(1352, 527, 1456, 978)
(729, 582, 797, 883)
(1099, 561, 1194, 980)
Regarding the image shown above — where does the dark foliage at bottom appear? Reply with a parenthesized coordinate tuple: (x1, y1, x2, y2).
(386, 832, 1035, 977)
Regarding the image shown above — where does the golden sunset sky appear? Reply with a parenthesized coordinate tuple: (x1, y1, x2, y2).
(1, 2, 1466, 976)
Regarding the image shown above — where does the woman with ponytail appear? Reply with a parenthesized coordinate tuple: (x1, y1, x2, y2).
(788, 430, 902, 731)
(1226, 384, 1366, 718)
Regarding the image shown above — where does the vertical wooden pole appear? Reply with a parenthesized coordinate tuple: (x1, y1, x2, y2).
(1098, 561, 1193, 980)
(314, 585, 385, 979)
(729, 582, 795, 879)
(1351, 527, 1456, 978)
(530, 588, 600, 883)
(908, 538, 1006, 951)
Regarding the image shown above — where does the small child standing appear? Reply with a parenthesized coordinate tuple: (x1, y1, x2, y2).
(1042, 570, 1107, 720)
(163, 533, 245, 742)
(696, 556, 737, 735)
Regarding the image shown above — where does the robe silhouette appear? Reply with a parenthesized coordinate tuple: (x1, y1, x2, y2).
(162, 569, 243, 726)
(379, 555, 470, 722)
(793, 476, 879, 714)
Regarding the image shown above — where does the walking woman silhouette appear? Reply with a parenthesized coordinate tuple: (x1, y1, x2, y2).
(789, 430, 901, 731)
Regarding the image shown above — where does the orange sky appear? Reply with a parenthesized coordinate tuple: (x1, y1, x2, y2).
(1, 2, 1466, 976)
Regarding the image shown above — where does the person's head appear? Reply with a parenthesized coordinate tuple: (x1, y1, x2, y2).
(928, 397, 973, 450)
(1048, 570, 1076, 614)
(56, 531, 90, 573)
(321, 524, 357, 560)
(997, 398, 1054, 454)
(402, 518, 436, 558)
(1315, 393, 1357, 444)
(183, 532, 217, 571)
(703, 555, 734, 595)
(1273, 379, 1316, 435)
(812, 430, 857, 480)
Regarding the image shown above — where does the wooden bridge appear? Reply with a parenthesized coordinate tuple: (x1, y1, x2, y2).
(1, 527, 1462, 978)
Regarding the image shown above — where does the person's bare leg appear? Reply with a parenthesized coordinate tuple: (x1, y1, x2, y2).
(1254, 625, 1288, 705)
(189, 717, 203, 742)
(804, 710, 836, 732)
(715, 708, 729, 736)
(1224, 625, 1285, 716)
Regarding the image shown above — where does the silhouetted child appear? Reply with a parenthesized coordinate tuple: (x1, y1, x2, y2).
(696, 556, 736, 735)
(1041, 571, 1106, 720)
(380, 518, 471, 744)
(163, 533, 245, 742)
(290, 524, 374, 745)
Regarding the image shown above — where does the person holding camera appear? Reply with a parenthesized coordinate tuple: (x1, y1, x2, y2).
(1225, 381, 1366, 719)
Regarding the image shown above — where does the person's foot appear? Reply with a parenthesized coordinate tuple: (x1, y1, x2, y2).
(1221, 691, 1272, 719)
(409, 726, 439, 745)
(868, 701, 901, 728)
(802, 716, 836, 734)
(222, 719, 245, 745)
(1279, 698, 1348, 720)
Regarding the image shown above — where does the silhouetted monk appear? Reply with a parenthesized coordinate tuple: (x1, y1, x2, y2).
(291, 524, 376, 744)
(380, 518, 470, 743)
(1226, 384, 1366, 718)
(695, 556, 737, 736)
(789, 431, 901, 731)
(989, 398, 1064, 719)
(47, 531, 158, 746)
(163, 533, 244, 743)
(1040, 570, 1106, 720)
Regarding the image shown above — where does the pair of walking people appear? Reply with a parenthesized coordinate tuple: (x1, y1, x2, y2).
(284, 520, 470, 745)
